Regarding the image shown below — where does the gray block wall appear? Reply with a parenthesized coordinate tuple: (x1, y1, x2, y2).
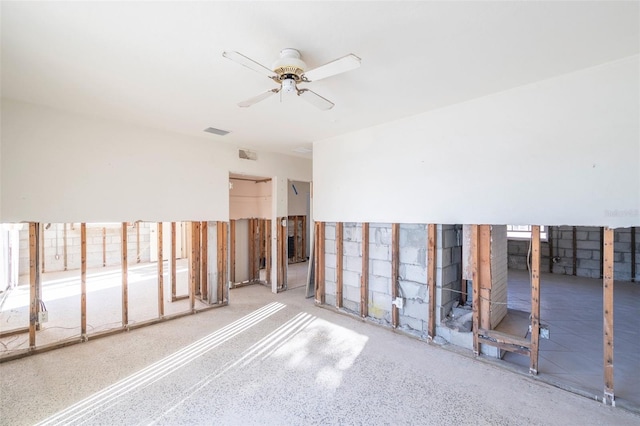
(19, 223, 152, 277)
(398, 224, 429, 334)
(508, 226, 639, 282)
(435, 225, 463, 324)
(324, 222, 337, 307)
(368, 223, 392, 324)
(341, 222, 363, 314)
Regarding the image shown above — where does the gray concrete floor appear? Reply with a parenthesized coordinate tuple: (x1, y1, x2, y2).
(2, 280, 640, 425)
(498, 269, 640, 409)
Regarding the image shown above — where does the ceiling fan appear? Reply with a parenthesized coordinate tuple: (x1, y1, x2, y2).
(222, 48, 361, 111)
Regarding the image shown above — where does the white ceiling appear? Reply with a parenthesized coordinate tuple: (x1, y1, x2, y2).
(2, 2, 638, 158)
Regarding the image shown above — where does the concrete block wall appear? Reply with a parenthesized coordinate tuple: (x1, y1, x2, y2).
(341, 222, 363, 314)
(324, 222, 337, 307)
(398, 224, 429, 334)
(368, 223, 393, 324)
(508, 226, 639, 282)
(435, 225, 463, 324)
(19, 223, 152, 277)
(490, 225, 508, 327)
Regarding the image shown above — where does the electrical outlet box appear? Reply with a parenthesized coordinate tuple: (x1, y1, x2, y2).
(529, 323, 549, 339)
(38, 311, 48, 323)
(392, 297, 404, 309)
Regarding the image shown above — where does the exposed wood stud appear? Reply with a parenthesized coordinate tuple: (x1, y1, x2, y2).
(40, 225, 45, 274)
(548, 226, 554, 273)
(229, 220, 236, 284)
(471, 225, 480, 356)
(121, 222, 129, 327)
(29, 223, 39, 348)
(603, 227, 615, 405)
(81, 223, 87, 338)
(265, 220, 271, 285)
(189, 222, 196, 310)
(216, 222, 223, 302)
(530, 225, 541, 375)
(336, 222, 344, 309)
(249, 219, 256, 280)
(572, 226, 577, 276)
(171, 222, 177, 300)
(427, 224, 437, 339)
(301, 216, 307, 260)
(63, 223, 68, 271)
(360, 223, 369, 318)
(201, 222, 208, 301)
(479, 225, 492, 331)
(254, 219, 260, 280)
(293, 216, 299, 262)
(102, 227, 107, 267)
(158, 222, 164, 317)
(193, 222, 201, 296)
(223, 222, 229, 302)
(391, 223, 399, 327)
(314, 222, 325, 303)
(599, 227, 604, 279)
(277, 218, 287, 291)
(136, 222, 141, 264)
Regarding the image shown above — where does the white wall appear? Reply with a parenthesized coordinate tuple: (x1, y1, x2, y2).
(287, 180, 310, 216)
(1, 99, 311, 223)
(313, 56, 639, 228)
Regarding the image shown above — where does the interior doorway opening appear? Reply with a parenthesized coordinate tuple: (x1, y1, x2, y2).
(286, 180, 311, 290)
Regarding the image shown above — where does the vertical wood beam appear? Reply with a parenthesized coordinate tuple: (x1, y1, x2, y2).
(121, 222, 128, 327)
(201, 222, 208, 301)
(427, 224, 437, 339)
(102, 226, 107, 267)
(548, 226, 554, 274)
(136, 222, 141, 264)
(171, 222, 177, 300)
(530, 225, 541, 375)
(294, 216, 299, 262)
(390, 223, 399, 327)
(217, 222, 224, 302)
(603, 227, 615, 405)
(471, 225, 480, 356)
(479, 225, 492, 331)
(189, 222, 196, 310)
(63, 223, 68, 271)
(302, 216, 306, 260)
(599, 227, 604, 279)
(314, 222, 325, 303)
(223, 222, 228, 302)
(265, 220, 271, 284)
(254, 219, 260, 279)
(360, 223, 369, 318)
(40, 225, 45, 274)
(29, 223, 39, 348)
(81, 223, 87, 338)
(336, 222, 344, 309)
(157, 222, 164, 317)
(229, 220, 236, 283)
(249, 219, 255, 280)
(277, 218, 287, 290)
(193, 222, 201, 295)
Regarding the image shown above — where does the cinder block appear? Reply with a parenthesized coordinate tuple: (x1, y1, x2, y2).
(343, 283, 361, 303)
(588, 231, 601, 241)
(325, 294, 337, 307)
(451, 247, 462, 264)
(436, 247, 451, 268)
(371, 291, 392, 313)
(400, 225, 426, 248)
(343, 241, 360, 257)
(343, 270, 361, 287)
(325, 280, 337, 294)
(442, 264, 460, 286)
(369, 243, 390, 261)
(345, 255, 362, 273)
(615, 230, 631, 243)
(578, 241, 601, 250)
(325, 225, 336, 240)
(577, 259, 600, 270)
(443, 228, 458, 248)
(372, 259, 391, 278)
(402, 298, 428, 321)
(575, 249, 593, 260)
(399, 315, 425, 332)
(342, 299, 359, 314)
(373, 225, 392, 246)
(325, 267, 336, 284)
(575, 231, 588, 241)
(399, 280, 426, 300)
(402, 263, 426, 283)
(325, 253, 337, 269)
(576, 268, 600, 279)
(369, 275, 390, 294)
(325, 242, 336, 255)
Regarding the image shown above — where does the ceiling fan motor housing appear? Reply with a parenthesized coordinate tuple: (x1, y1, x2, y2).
(272, 48, 307, 82)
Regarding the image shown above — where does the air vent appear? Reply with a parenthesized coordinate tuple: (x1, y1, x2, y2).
(239, 149, 257, 161)
(293, 146, 312, 153)
(204, 127, 230, 136)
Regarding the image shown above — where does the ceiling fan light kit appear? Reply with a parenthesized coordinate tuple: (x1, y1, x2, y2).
(223, 48, 361, 110)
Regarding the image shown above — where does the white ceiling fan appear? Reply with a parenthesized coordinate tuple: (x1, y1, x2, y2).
(222, 48, 361, 111)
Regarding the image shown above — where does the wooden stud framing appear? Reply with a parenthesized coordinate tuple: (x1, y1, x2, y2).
(63, 223, 68, 271)
(249, 219, 256, 280)
(81, 223, 87, 337)
(265, 220, 271, 284)
(336, 222, 344, 309)
(136, 222, 141, 264)
(548, 226, 554, 274)
(314, 222, 325, 303)
(201, 222, 208, 301)
(194, 222, 201, 295)
(632, 227, 637, 282)
(230, 220, 237, 284)
(530, 225, 541, 375)
(278, 217, 287, 290)
(189, 222, 198, 310)
(253, 219, 260, 280)
(479, 225, 492, 331)
(471, 225, 480, 355)
(391, 223, 399, 327)
(171, 222, 177, 300)
(102, 227, 107, 267)
(427, 224, 437, 339)
(301, 216, 306, 260)
(216, 221, 228, 303)
(360, 223, 369, 318)
(603, 227, 615, 405)
(40, 225, 45, 274)
(121, 223, 129, 327)
(157, 222, 164, 317)
(29, 223, 39, 348)
(293, 216, 299, 262)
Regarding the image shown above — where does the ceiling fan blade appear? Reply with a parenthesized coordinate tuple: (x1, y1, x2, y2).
(238, 89, 279, 108)
(222, 51, 276, 78)
(298, 89, 334, 111)
(303, 54, 361, 82)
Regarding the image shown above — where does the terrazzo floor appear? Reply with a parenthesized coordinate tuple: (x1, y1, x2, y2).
(2, 282, 639, 425)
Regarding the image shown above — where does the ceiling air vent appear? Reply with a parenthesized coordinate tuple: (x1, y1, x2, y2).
(204, 127, 230, 136)
(239, 149, 257, 161)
